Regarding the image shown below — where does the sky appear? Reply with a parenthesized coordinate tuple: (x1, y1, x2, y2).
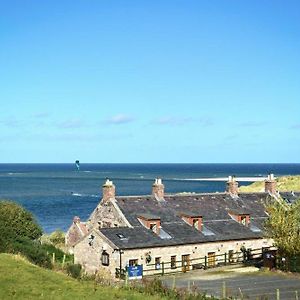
(0, 0, 299, 163)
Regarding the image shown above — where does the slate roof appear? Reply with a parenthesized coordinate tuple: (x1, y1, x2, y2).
(98, 191, 300, 250)
(98, 192, 287, 249)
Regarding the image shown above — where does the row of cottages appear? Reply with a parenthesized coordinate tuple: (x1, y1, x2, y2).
(65, 175, 300, 277)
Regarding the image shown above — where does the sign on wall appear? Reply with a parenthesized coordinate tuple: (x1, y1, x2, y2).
(127, 265, 143, 280)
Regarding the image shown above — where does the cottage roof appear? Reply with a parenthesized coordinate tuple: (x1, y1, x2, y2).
(97, 192, 291, 249)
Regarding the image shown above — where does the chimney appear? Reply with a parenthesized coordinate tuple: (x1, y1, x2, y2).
(152, 178, 164, 200)
(102, 179, 115, 202)
(226, 176, 239, 195)
(73, 216, 81, 224)
(265, 174, 276, 194)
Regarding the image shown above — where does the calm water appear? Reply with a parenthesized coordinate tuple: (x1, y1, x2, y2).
(0, 163, 300, 233)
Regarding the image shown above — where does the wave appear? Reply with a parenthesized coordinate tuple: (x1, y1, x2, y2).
(71, 192, 99, 198)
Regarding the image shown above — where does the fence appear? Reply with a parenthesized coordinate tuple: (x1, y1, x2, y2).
(46, 251, 74, 267)
(116, 247, 271, 278)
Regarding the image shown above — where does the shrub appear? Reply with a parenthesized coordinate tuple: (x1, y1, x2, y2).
(41, 243, 73, 263)
(0, 200, 42, 241)
(11, 237, 52, 269)
(66, 263, 82, 279)
(49, 230, 65, 245)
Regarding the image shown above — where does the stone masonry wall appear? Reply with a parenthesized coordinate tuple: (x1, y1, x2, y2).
(75, 233, 272, 276)
(87, 199, 128, 230)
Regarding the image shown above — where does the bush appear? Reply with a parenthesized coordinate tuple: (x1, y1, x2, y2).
(66, 263, 82, 279)
(41, 243, 73, 263)
(11, 237, 52, 269)
(49, 230, 65, 245)
(0, 200, 42, 241)
(0, 200, 54, 269)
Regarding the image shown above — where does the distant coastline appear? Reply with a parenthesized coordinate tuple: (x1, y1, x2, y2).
(182, 177, 266, 182)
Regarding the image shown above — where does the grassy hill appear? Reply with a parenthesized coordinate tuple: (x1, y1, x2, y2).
(0, 254, 165, 300)
(239, 175, 300, 193)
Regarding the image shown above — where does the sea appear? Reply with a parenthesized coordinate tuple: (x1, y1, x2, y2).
(0, 163, 300, 233)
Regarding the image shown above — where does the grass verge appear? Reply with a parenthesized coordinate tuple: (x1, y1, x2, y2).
(0, 253, 165, 300)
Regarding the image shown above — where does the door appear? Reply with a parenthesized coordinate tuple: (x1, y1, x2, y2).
(181, 254, 190, 272)
(208, 252, 216, 267)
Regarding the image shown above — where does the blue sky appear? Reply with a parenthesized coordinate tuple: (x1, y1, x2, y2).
(0, 0, 299, 163)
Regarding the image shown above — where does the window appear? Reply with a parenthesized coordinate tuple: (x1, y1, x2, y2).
(88, 234, 95, 246)
(171, 256, 177, 269)
(241, 216, 247, 226)
(101, 251, 109, 266)
(193, 218, 199, 229)
(155, 257, 161, 270)
(150, 223, 157, 234)
(129, 259, 138, 267)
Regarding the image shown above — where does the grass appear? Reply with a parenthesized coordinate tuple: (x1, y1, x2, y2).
(239, 175, 300, 193)
(0, 253, 165, 300)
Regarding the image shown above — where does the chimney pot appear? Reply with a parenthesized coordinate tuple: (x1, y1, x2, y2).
(226, 176, 239, 195)
(73, 216, 80, 224)
(102, 179, 115, 202)
(265, 174, 276, 194)
(152, 178, 164, 200)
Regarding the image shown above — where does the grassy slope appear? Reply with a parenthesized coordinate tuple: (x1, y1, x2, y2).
(0, 254, 164, 300)
(239, 175, 300, 193)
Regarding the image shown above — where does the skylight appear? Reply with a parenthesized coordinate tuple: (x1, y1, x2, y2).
(202, 225, 215, 236)
(158, 228, 172, 240)
(249, 224, 261, 233)
(116, 233, 128, 240)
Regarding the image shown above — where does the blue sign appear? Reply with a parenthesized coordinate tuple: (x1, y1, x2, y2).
(127, 265, 143, 280)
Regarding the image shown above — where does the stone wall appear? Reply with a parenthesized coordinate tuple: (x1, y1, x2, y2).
(87, 198, 129, 230)
(73, 231, 118, 276)
(74, 230, 273, 276)
(121, 238, 272, 275)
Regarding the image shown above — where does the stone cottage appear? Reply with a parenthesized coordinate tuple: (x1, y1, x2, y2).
(66, 175, 299, 277)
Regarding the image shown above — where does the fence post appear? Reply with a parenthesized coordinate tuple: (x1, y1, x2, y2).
(188, 281, 191, 294)
(52, 252, 55, 264)
(276, 288, 280, 300)
(295, 290, 298, 300)
(62, 254, 66, 268)
(162, 262, 164, 276)
(224, 253, 227, 265)
(172, 276, 176, 289)
(239, 287, 244, 300)
(125, 271, 128, 287)
(204, 256, 207, 269)
(222, 281, 226, 298)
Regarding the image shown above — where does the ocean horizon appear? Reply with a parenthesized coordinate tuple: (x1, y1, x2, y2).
(1, 163, 300, 233)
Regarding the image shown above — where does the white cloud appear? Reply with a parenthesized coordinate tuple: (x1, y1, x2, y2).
(105, 114, 135, 124)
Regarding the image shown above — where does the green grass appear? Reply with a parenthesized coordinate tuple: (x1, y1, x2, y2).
(0, 254, 165, 300)
(239, 175, 300, 193)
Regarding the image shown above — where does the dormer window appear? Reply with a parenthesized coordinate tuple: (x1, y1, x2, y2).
(228, 210, 250, 226)
(180, 212, 202, 231)
(138, 214, 161, 235)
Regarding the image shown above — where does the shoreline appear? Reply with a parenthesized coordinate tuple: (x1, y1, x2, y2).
(182, 177, 266, 182)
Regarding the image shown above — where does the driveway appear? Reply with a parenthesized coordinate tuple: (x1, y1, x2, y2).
(161, 265, 300, 300)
